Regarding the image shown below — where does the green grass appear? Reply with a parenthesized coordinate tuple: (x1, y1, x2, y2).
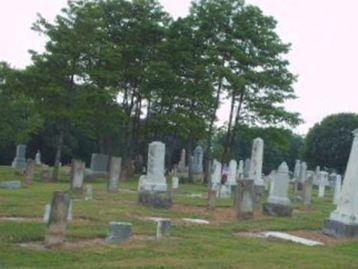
(0, 165, 357, 268)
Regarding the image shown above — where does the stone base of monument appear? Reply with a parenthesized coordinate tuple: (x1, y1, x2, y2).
(138, 191, 172, 209)
(254, 185, 265, 211)
(263, 203, 292, 217)
(85, 170, 108, 181)
(12, 158, 27, 170)
(323, 219, 358, 238)
(105, 222, 132, 244)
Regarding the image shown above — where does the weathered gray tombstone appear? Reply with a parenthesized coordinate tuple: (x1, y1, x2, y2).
(207, 189, 217, 210)
(210, 159, 221, 190)
(333, 175, 342, 205)
(45, 191, 70, 247)
(107, 157, 121, 193)
(237, 160, 244, 180)
(156, 219, 171, 239)
(293, 160, 301, 181)
(138, 141, 171, 208)
(177, 148, 187, 173)
(323, 129, 358, 237)
(313, 166, 321, 186)
(249, 138, 264, 188)
(85, 185, 93, 201)
(0, 181, 21, 189)
(192, 146, 204, 174)
(90, 153, 109, 173)
(70, 159, 85, 193)
(263, 162, 292, 217)
(23, 159, 35, 185)
(105, 222, 132, 244)
(12, 144, 27, 170)
(296, 162, 307, 191)
(235, 180, 255, 220)
(227, 160, 237, 187)
(172, 176, 179, 192)
(303, 171, 314, 207)
(318, 171, 328, 198)
(243, 158, 251, 179)
(35, 150, 42, 165)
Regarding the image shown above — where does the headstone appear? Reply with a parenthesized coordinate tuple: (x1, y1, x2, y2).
(70, 159, 85, 193)
(323, 129, 358, 237)
(313, 166, 321, 185)
(85, 185, 93, 201)
(210, 159, 222, 190)
(235, 180, 255, 220)
(43, 204, 51, 223)
(249, 138, 264, 187)
(12, 144, 27, 170)
(227, 160, 237, 186)
(45, 191, 71, 247)
(156, 219, 171, 239)
(138, 141, 171, 208)
(35, 150, 42, 165)
(243, 158, 251, 179)
(23, 159, 35, 185)
(333, 175, 342, 205)
(263, 162, 292, 217)
(0, 181, 21, 189)
(303, 171, 314, 207)
(107, 157, 121, 193)
(318, 171, 328, 198)
(192, 146, 203, 174)
(90, 153, 109, 173)
(207, 189, 217, 210)
(293, 160, 301, 181)
(178, 148, 187, 173)
(105, 222, 132, 244)
(299, 162, 308, 184)
(67, 200, 73, 222)
(218, 184, 231, 199)
(172, 177, 179, 191)
(237, 160, 244, 180)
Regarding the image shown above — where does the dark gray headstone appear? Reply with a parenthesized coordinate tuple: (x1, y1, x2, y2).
(156, 219, 171, 239)
(105, 222, 132, 244)
(12, 144, 27, 170)
(90, 153, 109, 172)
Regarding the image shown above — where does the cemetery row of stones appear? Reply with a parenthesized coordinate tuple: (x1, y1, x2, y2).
(3, 130, 358, 247)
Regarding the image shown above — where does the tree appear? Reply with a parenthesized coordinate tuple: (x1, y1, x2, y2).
(303, 113, 358, 173)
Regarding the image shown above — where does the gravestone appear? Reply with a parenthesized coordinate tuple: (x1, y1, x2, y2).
(323, 129, 358, 237)
(45, 191, 71, 247)
(243, 158, 251, 179)
(43, 204, 51, 223)
(313, 166, 321, 185)
(90, 153, 109, 173)
(293, 160, 301, 181)
(177, 148, 187, 172)
(192, 146, 203, 174)
(172, 177, 179, 191)
(333, 175, 342, 205)
(12, 144, 27, 170)
(23, 159, 35, 185)
(35, 150, 42, 165)
(107, 157, 121, 193)
(85, 185, 93, 201)
(105, 222, 132, 244)
(207, 189, 217, 210)
(237, 160, 244, 180)
(210, 159, 222, 190)
(249, 138, 264, 187)
(296, 161, 307, 190)
(70, 159, 85, 193)
(235, 180, 255, 220)
(303, 171, 314, 207)
(318, 171, 328, 198)
(263, 162, 292, 217)
(138, 141, 171, 208)
(227, 160, 237, 186)
(0, 181, 21, 189)
(156, 219, 171, 239)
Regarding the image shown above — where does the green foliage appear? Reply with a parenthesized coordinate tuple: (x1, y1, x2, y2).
(303, 113, 358, 173)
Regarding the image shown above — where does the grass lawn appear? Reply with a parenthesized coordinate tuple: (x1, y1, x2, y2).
(0, 165, 357, 269)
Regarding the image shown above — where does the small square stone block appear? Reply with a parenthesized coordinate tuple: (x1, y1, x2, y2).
(263, 203, 292, 217)
(105, 222, 132, 244)
(323, 219, 358, 238)
(138, 191, 172, 209)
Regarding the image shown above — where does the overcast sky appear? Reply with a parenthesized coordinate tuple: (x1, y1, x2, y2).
(1, 0, 357, 134)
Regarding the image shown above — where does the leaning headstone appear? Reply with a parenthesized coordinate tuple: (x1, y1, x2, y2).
(227, 160, 237, 186)
(70, 159, 85, 193)
(263, 162, 292, 217)
(85, 185, 93, 201)
(105, 222, 132, 244)
(35, 150, 42, 165)
(235, 180, 255, 220)
(237, 160, 244, 180)
(191, 146, 204, 174)
(90, 153, 109, 173)
(138, 141, 171, 208)
(249, 138, 264, 187)
(12, 144, 27, 170)
(243, 158, 251, 179)
(45, 191, 70, 247)
(177, 148, 187, 173)
(303, 171, 314, 207)
(107, 157, 121, 193)
(156, 219, 171, 239)
(23, 159, 35, 185)
(323, 129, 358, 238)
(318, 172, 328, 198)
(0, 181, 21, 189)
(333, 175, 342, 205)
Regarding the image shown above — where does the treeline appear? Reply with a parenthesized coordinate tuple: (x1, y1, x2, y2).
(0, 0, 301, 180)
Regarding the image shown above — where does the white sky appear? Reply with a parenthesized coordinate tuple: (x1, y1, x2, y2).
(1, 0, 357, 134)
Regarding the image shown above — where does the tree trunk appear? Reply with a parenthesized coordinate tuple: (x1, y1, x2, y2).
(52, 130, 64, 182)
(187, 135, 193, 183)
(221, 91, 237, 163)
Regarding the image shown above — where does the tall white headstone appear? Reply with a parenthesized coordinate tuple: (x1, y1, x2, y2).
(35, 150, 42, 165)
(227, 160, 237, 186)
(323, 129, 358, 237)
(210, 159, 222, 190)
(299, 162, 308, 184)
(318, 171, 328, 198)
(293, 160, 301, 181)
(237, 160, 244, 180)
(333, 175, 342, 205)
(249, 138, 264, 187)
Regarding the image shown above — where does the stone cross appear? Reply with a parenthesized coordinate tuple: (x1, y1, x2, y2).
(318, 171, 328, 198)
(108, 157, 121, 193)
(70, 159, 85, 193)
(12, 144, 27, 170)
(248, 138, 264, 187)
(333, 175, 342, 205)
(263, 162, 292, 217)
(227, 160, 237, 186)
(323, 129, 358, 237)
